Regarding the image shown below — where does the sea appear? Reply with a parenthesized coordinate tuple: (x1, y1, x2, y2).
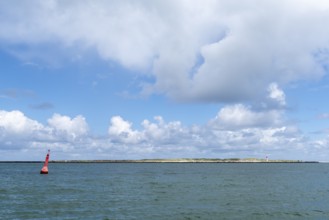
(1, 162, 329, 220)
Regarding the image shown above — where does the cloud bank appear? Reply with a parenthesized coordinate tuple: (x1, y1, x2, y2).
(1, 0, 329, 102)
(0, 107, 321, 161)
(0, 85, 326, 160)
(0, 95, 327, 161)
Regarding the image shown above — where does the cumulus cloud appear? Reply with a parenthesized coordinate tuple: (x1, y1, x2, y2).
(47, 113, 89, 140)
(108, 116, 142, 144)
(267, 83, 286, 107)
(208, 104, 282, 130)
(108, 115, 190, 146)
(0, 110, 43, 135)
(0, 108, 324, 160)
(142, 116, 189, 144)
(1, 0, 328, 102)
(104, 109, 307, 159)
(0, 110, 47, 152)
(0, 110, 91, 152)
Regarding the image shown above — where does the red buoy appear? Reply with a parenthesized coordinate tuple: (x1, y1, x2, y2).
(40, 149, 50, 174)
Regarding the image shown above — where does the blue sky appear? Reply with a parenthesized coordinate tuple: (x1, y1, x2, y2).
(1, 0, 329, 161)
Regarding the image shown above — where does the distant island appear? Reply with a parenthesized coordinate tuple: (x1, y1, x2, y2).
(0, 158, 319, 163)
(48, 158, 318, 163)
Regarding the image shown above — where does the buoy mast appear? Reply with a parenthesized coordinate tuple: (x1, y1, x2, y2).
(40, 149, 50, 174)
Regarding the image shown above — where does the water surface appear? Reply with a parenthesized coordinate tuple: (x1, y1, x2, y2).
(1, 163, 329, 219)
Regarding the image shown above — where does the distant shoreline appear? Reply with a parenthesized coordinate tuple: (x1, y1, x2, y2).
(0, 158, 319, 163)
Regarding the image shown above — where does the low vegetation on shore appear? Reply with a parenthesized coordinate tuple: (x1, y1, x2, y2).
(49, 158, 316, 163)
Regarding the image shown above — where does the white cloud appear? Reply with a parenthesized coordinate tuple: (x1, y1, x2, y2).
(108, 116, 143, 144)
(0, 110, 94, 159)
(268, 83, 285, 104)
(267, 83, 286, 107)
(0, 110, 48, 152)
(208, 104, 282, 130)
(1, 1, 328, 102)
(142, 116, 188, 144)
(105, 106, 303, 159)
(47, 113, 89, 140)
(0, 110, 43, 135)
(0, 108, 326, 160)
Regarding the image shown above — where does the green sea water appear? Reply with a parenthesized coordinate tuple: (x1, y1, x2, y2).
(1, 163, 329, 219)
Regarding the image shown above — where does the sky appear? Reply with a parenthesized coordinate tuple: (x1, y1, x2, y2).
(1, 0, 329, 161)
